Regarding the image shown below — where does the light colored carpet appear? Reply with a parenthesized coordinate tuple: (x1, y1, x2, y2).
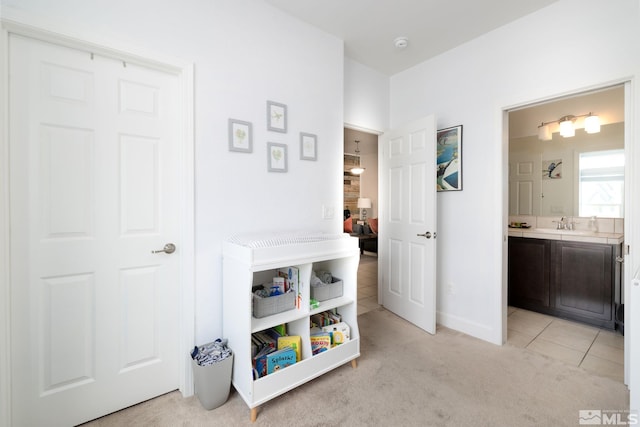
(83, 307, 629, 426)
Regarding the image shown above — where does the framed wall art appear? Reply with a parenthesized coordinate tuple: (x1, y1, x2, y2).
(228, 119, 252, 153)
(300, 132, 317, 160)
(542, 159, 562, 179)
(267, 142, 288, 172)
(436, 125, 463, 191)
(267, 100, 287, 133)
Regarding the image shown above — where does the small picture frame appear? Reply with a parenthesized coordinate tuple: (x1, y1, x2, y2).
(228, 119, 252, 153)
(267, 101, 287, 133)
(267, 142, 288, 172)
(300, 132, 317, 161)
(436, 125, 463, 191)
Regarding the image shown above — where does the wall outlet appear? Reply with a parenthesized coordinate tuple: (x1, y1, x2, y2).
(322, 205, 335, 220)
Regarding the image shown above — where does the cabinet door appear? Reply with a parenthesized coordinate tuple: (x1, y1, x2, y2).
(554, 241, 613, 323)
(508, 238, 551, 309)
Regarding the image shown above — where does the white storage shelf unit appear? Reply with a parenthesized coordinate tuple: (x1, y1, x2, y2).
(222, 234, 360, 421)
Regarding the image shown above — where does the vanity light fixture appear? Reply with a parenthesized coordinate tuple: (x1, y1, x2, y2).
(350, 140, 365, 175)
(537, 112, 600, 141)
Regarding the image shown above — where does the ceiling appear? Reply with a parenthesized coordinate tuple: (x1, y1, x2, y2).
(265, 1, 624, 135)
(265, 0, 560, 76)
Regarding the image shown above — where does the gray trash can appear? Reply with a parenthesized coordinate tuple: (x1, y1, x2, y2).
(191, 340, 233, 410)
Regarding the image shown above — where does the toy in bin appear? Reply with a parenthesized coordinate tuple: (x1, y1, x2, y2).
(321, 322, 350, 346)
(310, 270, 343, 301)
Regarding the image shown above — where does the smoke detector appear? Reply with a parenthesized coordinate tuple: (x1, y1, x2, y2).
(394, 37, 409, 49)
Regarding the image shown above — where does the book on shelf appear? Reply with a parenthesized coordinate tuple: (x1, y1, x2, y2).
(253, 345, 275, 378)
(310, 310, 342, 328)
(310, 332, 331, 355)
(278, 266, 302, 310)
(277, 335, 301, 362)
(253, 331, 277, 349)
(273, 323, 287, 336)
(321, 322, 350, 347)
(266, 346, 297, 374)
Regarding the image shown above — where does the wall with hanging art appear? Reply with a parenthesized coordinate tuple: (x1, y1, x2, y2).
(437, 125, 463, 191)
(227, 100, 319, 173)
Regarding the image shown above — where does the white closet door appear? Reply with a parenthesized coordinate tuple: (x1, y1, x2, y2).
(9, 34, 181, 426)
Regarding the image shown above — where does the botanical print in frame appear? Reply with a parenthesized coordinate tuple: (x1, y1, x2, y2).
(267, 101, 287, 133)
(300, 132, 317, 160)
(436, 125, 463, 191)
(228, 119, 252, 152)
(267, 142, 288, 172)
(542, 159, 562, 179)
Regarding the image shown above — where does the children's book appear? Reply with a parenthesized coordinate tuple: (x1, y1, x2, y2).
(273, 323, 287, 336)
(322, 322, 350, 346)
(277, 335, 302, 362)
(266, 347, 297, 374)
(310, 332, 331, 355)
(254, 331, 276, 349)
(279, 266, 301, 309)
(253, 346, 275, 378)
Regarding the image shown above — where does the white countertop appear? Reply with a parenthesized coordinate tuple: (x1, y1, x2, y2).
(508, 227, 624, 244)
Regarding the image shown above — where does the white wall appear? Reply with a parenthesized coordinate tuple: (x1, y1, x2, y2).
(1, 0, 345, 345)
(390, 0, 640, 344)
(344, 57, 389, 132)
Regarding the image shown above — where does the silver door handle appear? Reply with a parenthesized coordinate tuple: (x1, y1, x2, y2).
(152, 243, 176, 254)
(616, 256, 624, 264)
(417, 232, 432, 239)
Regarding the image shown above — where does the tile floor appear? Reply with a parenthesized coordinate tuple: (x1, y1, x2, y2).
(355, 254, 625, 383)
(356, 252, 380, 315)
(507, 306, 625, 382)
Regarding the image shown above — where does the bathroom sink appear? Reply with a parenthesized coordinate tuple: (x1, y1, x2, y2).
(529, 228, 596, 236)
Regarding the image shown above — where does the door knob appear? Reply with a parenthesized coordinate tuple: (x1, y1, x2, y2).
(417, 232, 432, 239)
(152, 243, 176, 254)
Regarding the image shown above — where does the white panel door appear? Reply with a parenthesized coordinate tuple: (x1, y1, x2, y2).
(379, 115, 437, 334)
(9, 35, 181, 426)
(509, 153, 540, 215)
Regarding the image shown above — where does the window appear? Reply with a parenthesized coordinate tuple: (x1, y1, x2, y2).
(579, 150, 624, 218)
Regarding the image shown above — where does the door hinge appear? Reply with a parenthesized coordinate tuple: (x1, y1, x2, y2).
(626, 244, 630, 255)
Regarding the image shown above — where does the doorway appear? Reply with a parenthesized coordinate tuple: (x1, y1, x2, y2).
(344, 128, 380, 313)
(505, 83, 627, 384)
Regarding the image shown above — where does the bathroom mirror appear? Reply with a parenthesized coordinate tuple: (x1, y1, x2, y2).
(508, 85, 625, 218)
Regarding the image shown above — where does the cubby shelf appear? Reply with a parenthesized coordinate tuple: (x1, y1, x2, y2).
(222, 234, 360, 422)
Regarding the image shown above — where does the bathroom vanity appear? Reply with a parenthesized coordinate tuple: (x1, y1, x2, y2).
(508, 227, 623, 330)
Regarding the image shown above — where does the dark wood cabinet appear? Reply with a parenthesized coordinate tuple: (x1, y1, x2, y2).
(553, 241, 614, 328)
(508, 237, 620, 330)
(508, 238, 551, 309)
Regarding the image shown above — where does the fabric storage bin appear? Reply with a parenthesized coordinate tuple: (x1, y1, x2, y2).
(253, 291, 295, 318)
(310, 277, 343, 301)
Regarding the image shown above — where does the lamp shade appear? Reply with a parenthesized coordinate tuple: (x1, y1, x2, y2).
(584, 114, 601, 134)
(357, 198, 372, 209)
(559, 118, 575, 137)
(538, 124, 552, 141)
(350, 167, 365, 175)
